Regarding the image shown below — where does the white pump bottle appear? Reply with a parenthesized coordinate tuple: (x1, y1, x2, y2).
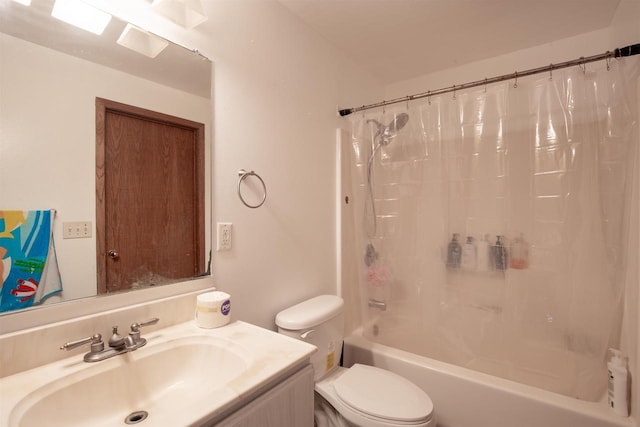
(607, 348, 629, 416)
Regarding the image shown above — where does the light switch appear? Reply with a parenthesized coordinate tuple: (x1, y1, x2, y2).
(62, 221, 92, 239)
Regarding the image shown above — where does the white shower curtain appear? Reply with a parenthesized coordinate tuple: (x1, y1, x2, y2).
(348, 56, 639, 400)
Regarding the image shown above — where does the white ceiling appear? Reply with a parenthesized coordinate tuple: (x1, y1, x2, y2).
(277, 0, 622, 85)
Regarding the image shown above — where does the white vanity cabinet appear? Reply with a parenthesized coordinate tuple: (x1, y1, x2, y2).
(212, 364, 314, 427)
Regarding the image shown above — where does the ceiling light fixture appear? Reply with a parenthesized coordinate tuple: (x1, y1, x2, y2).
(51, 0, 112, 35)
(151, 0, 207, 29)
(10, 0, 32, 6)
(117, 24, 169, 58)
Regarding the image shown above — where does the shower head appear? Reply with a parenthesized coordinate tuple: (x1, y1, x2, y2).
(367, 113, 410, 146)
(388, 113, 410, 134)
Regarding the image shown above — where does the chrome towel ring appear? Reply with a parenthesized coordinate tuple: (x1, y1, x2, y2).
(237, 169, 267, 209)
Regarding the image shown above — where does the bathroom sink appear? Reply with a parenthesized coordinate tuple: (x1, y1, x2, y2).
(1, 321, 316, 427)
(12, 336, 248, 427)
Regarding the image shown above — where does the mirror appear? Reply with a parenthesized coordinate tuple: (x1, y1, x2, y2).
(0, 0, 213, 317)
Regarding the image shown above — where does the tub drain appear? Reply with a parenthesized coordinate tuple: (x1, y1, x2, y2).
(124, 411, 148, 424)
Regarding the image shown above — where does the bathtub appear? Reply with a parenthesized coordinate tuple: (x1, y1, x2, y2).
(343, 329, 634, 427)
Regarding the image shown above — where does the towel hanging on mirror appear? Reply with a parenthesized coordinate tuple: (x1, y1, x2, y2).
(0, 210, 62, 313)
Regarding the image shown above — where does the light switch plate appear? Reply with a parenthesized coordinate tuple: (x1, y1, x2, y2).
(63, 221, 92, 239)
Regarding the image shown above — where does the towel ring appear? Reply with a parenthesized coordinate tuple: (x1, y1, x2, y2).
(237, 169, 267, 208)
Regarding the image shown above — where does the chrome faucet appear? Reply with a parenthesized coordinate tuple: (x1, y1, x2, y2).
(60, 318, 159, 363)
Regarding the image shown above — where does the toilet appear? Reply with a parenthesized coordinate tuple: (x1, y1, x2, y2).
(276, 295, 435, 427)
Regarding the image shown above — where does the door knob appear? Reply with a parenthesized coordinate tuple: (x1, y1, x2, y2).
(107, 250, 119, 259)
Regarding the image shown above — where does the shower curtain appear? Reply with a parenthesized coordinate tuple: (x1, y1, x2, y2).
(348, 57, 639, 400)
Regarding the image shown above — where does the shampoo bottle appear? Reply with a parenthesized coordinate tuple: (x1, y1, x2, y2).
(460, 236, 477, 270)
(509, 233, 529, 269)
(607, 348, 629, 416)
(476, 234, 491, 272)
(493, 235, 508, 271)
(446, 233, 462, 269)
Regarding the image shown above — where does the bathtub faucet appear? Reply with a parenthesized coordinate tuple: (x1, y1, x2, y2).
(368, 299, 387, 311)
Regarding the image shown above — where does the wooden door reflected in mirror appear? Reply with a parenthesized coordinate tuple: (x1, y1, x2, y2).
(96, 98, 205, 293)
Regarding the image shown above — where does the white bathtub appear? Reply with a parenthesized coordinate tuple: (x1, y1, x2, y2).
(343, 330, 634, 427)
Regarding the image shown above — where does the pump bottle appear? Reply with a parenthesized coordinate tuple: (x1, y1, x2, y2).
(446, 233, 462, 269)
(607, 348, 629, 416)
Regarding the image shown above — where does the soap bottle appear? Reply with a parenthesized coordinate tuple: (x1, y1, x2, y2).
(509, 233, 529, 269)
(493, 235, 507, 271)
(607, 348, 629, 416)
(446, 233, 462, 269)
(460, 236, 477, 270)
(476, 234, 491, 272)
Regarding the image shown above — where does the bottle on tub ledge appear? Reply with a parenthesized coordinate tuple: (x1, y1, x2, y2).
(492, 235, 508, 271)
(446, 233, 462, 269)
(509, 233, 529, 269)
(475, 234, 491, 272)
(607, 348, 630, 417)
(460, 235, 477, 271)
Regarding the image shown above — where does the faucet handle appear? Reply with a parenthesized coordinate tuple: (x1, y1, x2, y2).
(127, 318, 159, 349)
(60, 334, 103, 352)
(130, 317, 159, 333)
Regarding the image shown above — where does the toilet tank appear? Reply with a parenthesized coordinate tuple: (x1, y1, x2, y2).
(276, 295, 344, 381)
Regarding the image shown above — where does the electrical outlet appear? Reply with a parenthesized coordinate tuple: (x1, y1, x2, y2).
(217, 223, 232, 251)
(63, 221, 92, 239)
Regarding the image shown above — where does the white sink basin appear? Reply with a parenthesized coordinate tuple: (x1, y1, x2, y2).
(1, 321, 315, 427)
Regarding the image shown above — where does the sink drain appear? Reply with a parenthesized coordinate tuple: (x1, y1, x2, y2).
(124, 411, 148, 424)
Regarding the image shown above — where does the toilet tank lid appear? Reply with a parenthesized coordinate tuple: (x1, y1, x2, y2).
(276, 295, 344, 330)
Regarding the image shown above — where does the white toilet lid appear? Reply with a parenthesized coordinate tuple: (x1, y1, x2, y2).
(333, 364, 434, 423)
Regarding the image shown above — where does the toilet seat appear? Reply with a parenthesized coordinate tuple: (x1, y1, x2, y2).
(316, 365, 434, 427)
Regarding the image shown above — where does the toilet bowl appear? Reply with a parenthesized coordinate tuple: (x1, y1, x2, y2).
(316, 364, 434, 427)
(276, 295, 435, 427)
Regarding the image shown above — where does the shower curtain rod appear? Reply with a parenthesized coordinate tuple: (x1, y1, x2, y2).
(338, 42, 640, 117)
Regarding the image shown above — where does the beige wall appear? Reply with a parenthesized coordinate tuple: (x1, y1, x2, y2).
(157, 1, 383, 329)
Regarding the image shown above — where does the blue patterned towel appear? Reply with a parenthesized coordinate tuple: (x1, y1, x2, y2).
(0, 210, 62, 313)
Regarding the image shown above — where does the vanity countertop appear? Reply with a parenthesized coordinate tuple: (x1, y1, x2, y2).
(0, 320, 316, 427)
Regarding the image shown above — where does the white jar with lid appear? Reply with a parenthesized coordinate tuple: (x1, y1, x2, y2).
(195, 291, 231, 328)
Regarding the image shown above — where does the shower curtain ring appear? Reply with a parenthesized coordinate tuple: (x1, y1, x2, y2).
(514, 71, 518, 88)
(452, 85, 456, 100)
(484, 78, 488, 93)
(549, 64, 553, 81)
(606, 57, 611, 71)
(579, 58, 586, 75)
(428, 91, 431, 105)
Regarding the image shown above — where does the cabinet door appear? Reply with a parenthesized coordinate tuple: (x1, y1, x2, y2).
(214, 365, 314, 427)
